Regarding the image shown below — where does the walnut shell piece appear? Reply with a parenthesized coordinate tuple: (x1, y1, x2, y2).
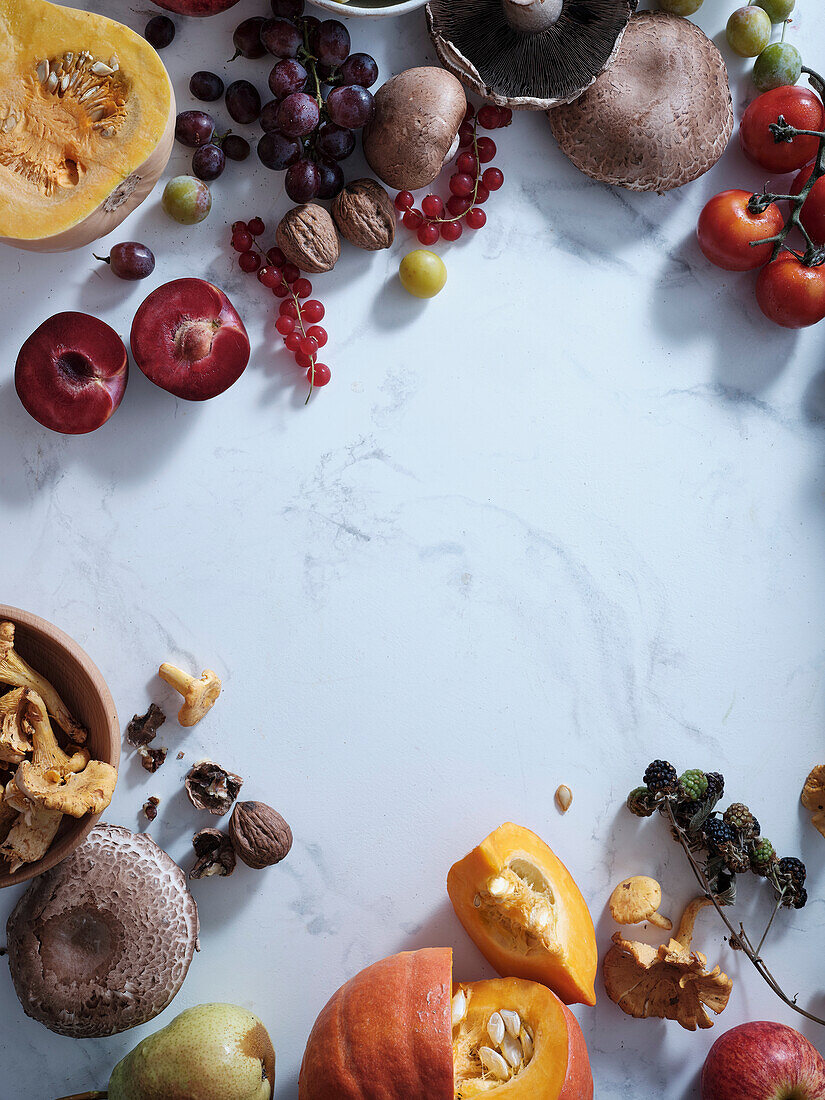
(276, 204, 340, 274)
(190, 828, 236, 879)
(126, 703, 166, 748)
(185, 760, 243, 815)
(229, 800, 293, 869)
(331, 179, 395, 252)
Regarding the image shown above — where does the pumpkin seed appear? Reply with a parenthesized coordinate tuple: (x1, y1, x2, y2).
(487, 876, 513, 898)
(487, 1012, 505, 1046)
(451, 989, 467, 1027)
(501, 1034, 523, 1069)
(36, 59, 49, 83)
(520, 1027, 534, 1060)
(479, 1047, 510, 1081)
(500, 1008, 521, 1038)
(91, 61, 115, 76)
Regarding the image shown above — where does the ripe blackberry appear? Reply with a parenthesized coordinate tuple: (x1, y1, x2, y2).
(644, 760, 678, 793)
(777, 856, 807, 889)
(719, 841, 750, 874)
(702, 817, 736, 850)
(723, 803, 760, 840)
(705, 772, 725, 800)
(792, 888, 808, 910)
(626, 786, 655, 818)
(679, 769, 708, 801)
(749, 838, 777, 876)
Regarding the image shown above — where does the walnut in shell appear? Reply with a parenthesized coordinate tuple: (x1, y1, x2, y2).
(331, 179, 395, 252)
(229, 800, 293, 869)
(276, 204, 340, 274)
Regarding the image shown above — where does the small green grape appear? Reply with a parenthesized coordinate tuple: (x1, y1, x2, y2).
(726, 6, 772, 57)
(399, 250, 447, 299)
(755, 0, 795, 23)
(162, 176, 212, 225)
(658, 0, 703, 15)
(752, 41, 803, 90)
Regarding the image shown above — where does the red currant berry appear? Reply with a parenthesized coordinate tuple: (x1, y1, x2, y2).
(308, 325, 327, 347)
(231, 220, 248, 232)
(482, 167, 504, 191)
(477, 104, 502, 130)
(457, 152, 479, 175)
(295, 351, 313, 368)
(283, 262, 300, 285)
(238, 250, 261, 272)
(458, 122, 474, 147)
(279, 299, 299, 319)
(272, 282, 290, 298)
(466, 207, 486, 230)
(247, 217, 266, 237)
(267, 247, 286, 267)
(498, 107, 513, 127)
(258, 266, 280, 288)
(276, 316, 295, 336)
(447, 194, 472, 217)
(421, 194, 444, 219)
(293, 278, 313, 298)
(300, 335, 319, 356)
(285, 332, 301, 352)
(302, 300, 325, 323)
(402, 209, 423, 230)
(308, 363, 331, 387)
(417, 222, 440, 246)
(441, 220, 463, 241)
(232, 230, 254, 252)
(475, 184, 490, 205)
(450, 173, 475, 198)
(463, 103, 475, 122)
(395, 190, 415, 211)
(476, 137, 496, 163)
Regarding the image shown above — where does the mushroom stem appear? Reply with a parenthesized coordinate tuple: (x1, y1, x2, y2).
(647, 910, 673, 930)
(674, 896, 713, 950)
(158, 662, 192, 695)
(502, 0, 564, 34)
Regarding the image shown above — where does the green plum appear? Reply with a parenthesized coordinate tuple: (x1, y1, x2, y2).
(658, 0, 704, 15)
(756, 0, 796, 23)
(399, 250, 447, 299)
(753, 41, 803, 90)
(727, 6, 772, 57)
(162, 176, 212, 225)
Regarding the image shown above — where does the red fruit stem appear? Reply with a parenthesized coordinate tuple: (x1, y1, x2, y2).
(748, 67, 825, 264)
(437, 118, 485, 226)
(663, 802, 825, 1027)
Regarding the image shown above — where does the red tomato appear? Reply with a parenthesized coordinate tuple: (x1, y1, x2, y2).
(756, 254, 825, 328)
(791, 164, 825, 246)
(740, 86, 824, 174)
(697, 189, 784, 271)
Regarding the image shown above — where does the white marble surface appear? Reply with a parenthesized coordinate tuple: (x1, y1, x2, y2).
(2, 1, 825, 1096)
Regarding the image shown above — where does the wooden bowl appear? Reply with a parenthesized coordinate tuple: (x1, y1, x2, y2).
(0, 606, 119, 888)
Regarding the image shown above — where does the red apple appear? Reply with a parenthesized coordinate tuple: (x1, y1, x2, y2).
(131, 278, 250, 401)
(15, 312, 128, 434)
(151, 0, 241, 15)
(702, 1022, 825, 1100)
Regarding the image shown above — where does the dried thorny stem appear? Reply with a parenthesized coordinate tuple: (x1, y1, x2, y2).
(663, 802, 825, 1027)
(748, 67, 825, 264)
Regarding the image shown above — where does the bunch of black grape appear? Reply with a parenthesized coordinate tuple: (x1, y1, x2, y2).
(251, 0, 378, 202)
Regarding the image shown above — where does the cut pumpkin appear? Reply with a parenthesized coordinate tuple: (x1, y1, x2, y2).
(0, 0, 175, 251)
(448, 823, 598, 1006)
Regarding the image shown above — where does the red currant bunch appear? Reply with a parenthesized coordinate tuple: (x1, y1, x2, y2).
(394, 103, 509, 246)
(230, 218, 331, 400)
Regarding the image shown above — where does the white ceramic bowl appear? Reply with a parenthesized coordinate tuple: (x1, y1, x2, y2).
(310, 0, 428, 17)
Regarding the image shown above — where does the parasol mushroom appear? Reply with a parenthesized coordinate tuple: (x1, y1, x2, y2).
(801, 765, 825, 838)
(603, 896, 733, 1030)
(548, 11, 733, 192)
(609, 875, 672, 930)
(426, 0, 637, 110)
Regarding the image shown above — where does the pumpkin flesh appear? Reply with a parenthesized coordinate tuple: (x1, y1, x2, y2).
(0, 0, 174, 249)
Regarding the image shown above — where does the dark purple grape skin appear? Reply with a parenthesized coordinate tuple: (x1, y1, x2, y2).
(311, 20, 350, 67)
(260, 100, 282, 132)
(230, 17, 267, 60)
(285, 159, 320, 202)
(145, 16, 175, 50)
(339, 53, 379, 88)
(225, 80, 262, 125)
(261, 17, 302, 59)
(316, 159, 344, 199)
(326, 85, 375, 129)
(99, 242, 156, 281)
(315, 122, 355, 161)
(257, 131, 302, 170)
(277, 91, 319, 137)
(189, 71, 224, 102)
(175, 110, 215, 148)
(268, 59, 308, 100)
(192, 143, 226, 181)
(271, 0, 304, 15)
(222, 134, 251, 161)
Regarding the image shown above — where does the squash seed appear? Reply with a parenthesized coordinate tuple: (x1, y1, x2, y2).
(500, 1008, 520, 1038)
(479, 1046, 509, 1081)
(501, 1034, 523, 1069)
(451, 989, 467, 1027)
(487, 1012, 505, 1046)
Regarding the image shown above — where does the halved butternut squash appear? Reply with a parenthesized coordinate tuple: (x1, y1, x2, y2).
(0, 0, 175, 251)
(448, 823, 598, 1006)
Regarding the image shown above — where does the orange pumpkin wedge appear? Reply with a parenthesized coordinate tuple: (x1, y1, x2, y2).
(448, 823, 598, 1006)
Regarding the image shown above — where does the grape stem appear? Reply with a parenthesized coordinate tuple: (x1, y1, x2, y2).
(747, 66, 825, 264)
(435, 116, 483, 226)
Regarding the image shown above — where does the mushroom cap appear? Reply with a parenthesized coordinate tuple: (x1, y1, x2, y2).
(548, 11, 734, 192)
(608, 875, 662, 924)
(426, 0, 637, 110)
(363, 67, 466, 192)
(6, 823, 199, 1037)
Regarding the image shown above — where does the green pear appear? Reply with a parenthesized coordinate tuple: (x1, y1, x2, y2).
(107, 1003, 275, 1100)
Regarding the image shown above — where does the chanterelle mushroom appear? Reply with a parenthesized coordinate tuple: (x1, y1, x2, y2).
(159, 663, 221, 726)
(0, 803, 62, 873)
(609, 875, 672, 930)
(25, 691, 89, 777)
(6, 823, 200, 1037)
(604, 897, 732, 1030)
(801, 765, 825, 838)
(426, 0, 636, 110)
(0, 622, 87, 744)
(0, 688, 33, 765)
(15, 757, 117, 818)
